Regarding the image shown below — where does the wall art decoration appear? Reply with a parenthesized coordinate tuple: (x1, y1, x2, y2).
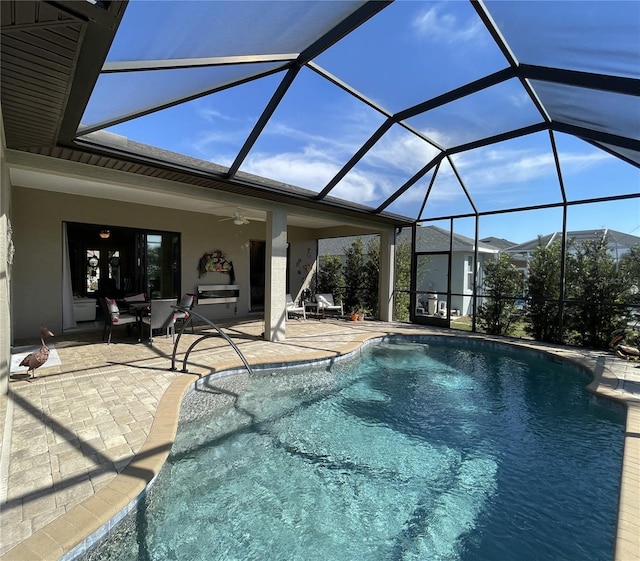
(198, 250, 235, 282)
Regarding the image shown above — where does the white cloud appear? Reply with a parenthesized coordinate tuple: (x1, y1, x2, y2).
(192, 130, 242, 151)
(190, 95, 388, 197)
(242, 147, 391, 206)
(412, 4, 484, 44)
(435, 146, 611, 208)
(508, 90, 532, 109)
(555, 149, 610, 173)
(367, 130, 440, 172)
(263, 105, 384, 161)
(197, 107, 232, 123)
(242, 151, 340, 192)
(239, 117, 444, 207)
(332, 171, 379, 204)
(443, 149, 552, 202)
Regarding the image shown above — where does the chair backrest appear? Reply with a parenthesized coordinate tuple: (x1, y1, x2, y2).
(102, 297, 122, 321)
(315, 293, 335, 307)
(103, 297, 137, 326)
(99, 297, 111, 323)
(123, 292, 147, 302)
(178, 293, 195, 309)
(286, 294, 296, 308)
(149, 299, 176, 330)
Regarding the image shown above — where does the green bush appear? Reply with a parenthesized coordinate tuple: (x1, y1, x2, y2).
(343, 238, 368, 313)
(477, 254, 524, 336)
(317, 254, 344, 304)
(525, 239, 563, 343)
(394, 238, 411, 322)
(565, 237, 627, 349)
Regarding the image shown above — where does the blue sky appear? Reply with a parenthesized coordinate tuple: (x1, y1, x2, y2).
(85, 0, 640, 245)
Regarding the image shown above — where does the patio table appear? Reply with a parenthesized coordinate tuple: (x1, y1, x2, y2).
(121, 301, 150, 342)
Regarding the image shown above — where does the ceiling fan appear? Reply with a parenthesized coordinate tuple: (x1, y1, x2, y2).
(219, 209, 253, 226)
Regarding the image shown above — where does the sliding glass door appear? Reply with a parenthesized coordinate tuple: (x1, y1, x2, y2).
(66, 222, 180, 301)
(141, 231, 180, 299)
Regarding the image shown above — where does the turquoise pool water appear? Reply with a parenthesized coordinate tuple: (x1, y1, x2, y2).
(83, 337, 625, 561)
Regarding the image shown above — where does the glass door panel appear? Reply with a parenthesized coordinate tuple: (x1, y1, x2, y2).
(145, 232, 180, 299)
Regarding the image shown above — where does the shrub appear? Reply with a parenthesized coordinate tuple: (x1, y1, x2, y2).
(394, 237, 412, 322)
(564, 237, 627, 349)
(525, 239, 563, 343)
(317, 254, 344, 303)
(477, 254, 524, 336)
(343, 238, 368, 312)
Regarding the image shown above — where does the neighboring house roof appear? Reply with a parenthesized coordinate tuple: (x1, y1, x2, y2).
(479, 236, 518, 250)
(414, 226, 499, 254)
(319, 235, 378, 257)
(319, 226, 500, 257)
(505, 229, 640, 253)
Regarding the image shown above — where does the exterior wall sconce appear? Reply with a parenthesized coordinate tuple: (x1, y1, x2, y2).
(99, 229, 110, 239)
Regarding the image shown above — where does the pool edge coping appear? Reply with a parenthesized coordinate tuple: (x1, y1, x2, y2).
(2, 329, 638, 561)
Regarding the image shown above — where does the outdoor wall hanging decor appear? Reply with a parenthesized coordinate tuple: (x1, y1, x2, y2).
(198, 250, 235, 282)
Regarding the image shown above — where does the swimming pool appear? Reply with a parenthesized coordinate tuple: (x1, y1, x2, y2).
(82, 336, 625, 561)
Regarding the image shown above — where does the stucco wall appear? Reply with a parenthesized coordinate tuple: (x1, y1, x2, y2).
(287, 237, 317, 300)
(11, 187, 269, 340)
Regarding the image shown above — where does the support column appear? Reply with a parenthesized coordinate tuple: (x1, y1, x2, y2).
(0, 108, 11, 394)
(264, 209, 288, 342)
(379, 228, 395, 322)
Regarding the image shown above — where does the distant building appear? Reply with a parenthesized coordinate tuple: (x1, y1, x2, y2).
(412, 227, 499, 316)
(503, 229, 640, 277)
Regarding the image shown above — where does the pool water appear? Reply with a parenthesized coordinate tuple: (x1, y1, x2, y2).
(84, 338, 625, 561)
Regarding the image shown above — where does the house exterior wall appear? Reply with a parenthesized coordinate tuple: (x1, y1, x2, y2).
(415, 251, 496, 317)
(416, 253, 470, 316)
(11, 186, 268, 340)
(450, 253, 469, 315)
(286, 229, 318, 302)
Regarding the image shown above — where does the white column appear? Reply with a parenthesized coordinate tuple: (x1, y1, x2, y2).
(264, 209, 288, 342)
(379, 228, 395, 322)
(0, 108, 11, 394)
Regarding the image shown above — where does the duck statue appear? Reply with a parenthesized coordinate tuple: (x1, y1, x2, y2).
(18, 326, 54, 380)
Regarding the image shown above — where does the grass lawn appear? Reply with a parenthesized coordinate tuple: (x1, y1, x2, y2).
(450, 314, 531, 339)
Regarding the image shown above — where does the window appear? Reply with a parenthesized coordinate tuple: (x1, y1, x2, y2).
(86, 250, 101, 293)
(466, 256, 474, 292)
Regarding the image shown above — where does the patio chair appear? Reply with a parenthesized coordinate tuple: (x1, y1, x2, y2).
(141, 298, 176, 345)
(286, 294, 306, 320)
(101, 297, 137, 344)
(315, 293, 344, 317)
(174, 293, 196, 333)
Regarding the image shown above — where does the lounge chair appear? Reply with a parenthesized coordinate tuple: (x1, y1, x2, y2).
(286, 294, 306, 320)
(315, 293, 344, 317)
